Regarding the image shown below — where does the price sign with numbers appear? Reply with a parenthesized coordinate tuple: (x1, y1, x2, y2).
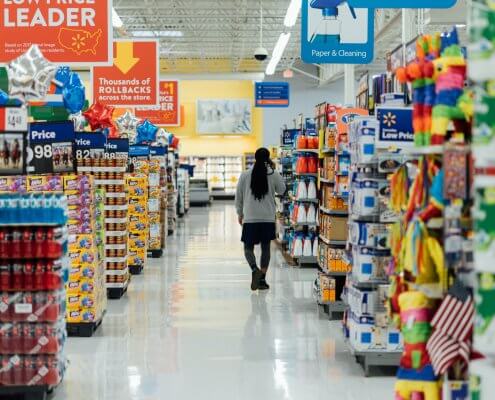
(75, 133, 107, 160)
(104, 139, 129, 159)
(0, 132, 26, 175)
(27, 121, 75, 174)
(0, 107, 28, 132)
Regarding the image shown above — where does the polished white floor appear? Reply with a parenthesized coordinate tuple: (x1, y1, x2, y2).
(57, 202, 394, 400)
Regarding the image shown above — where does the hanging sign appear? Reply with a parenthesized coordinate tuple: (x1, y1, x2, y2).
(27, 121, 75, 174)
(135, 81, 180, 126)
(255, 82, 290, 107)
(0, 1, 112, 65)
(301, 1, 374, 64)
(348, 0, 456, 7)
(0, 131, 26, 175)
(0, 107, 28, 132)
(92, 39, 160, 107)
(75, 132, 106, 160)
(104, 138, 129, 159)
(281, 129, 301, 146)
(376, 107, 414, 148)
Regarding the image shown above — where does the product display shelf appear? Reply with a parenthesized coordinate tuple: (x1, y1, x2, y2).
(243, 152, 256, 170)
(78, 158, 130, 299)
(0, 193, 69, 397)
(315, 103, 351, 320)
(167, 149, 178, 235)
(470, 3, 495, 398)
(126, 174, 148, 276)
(148, 147, 168, 258)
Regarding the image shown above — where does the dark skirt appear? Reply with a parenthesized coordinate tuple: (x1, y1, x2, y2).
(241, 222, 276, 245)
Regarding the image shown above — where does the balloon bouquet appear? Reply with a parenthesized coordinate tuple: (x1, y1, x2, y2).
(2, 44, 181, 147)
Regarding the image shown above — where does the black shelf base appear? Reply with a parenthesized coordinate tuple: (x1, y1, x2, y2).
(67, 313, 104, 337)
(107, 285, 128, 300)
(129, 265, 143, 275)
(147, 249, 163, 258)
(0, 385, 52, 400)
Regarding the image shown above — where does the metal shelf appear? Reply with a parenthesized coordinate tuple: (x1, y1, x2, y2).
(346, 340, 401, 377)
(294, 172, 319, 177)
(319, 235, 347, 246)
(319, 177, 334, 184)
(293, 148, 320, 154)
(292, 197, 319, 203)
(322, 148, 335, 154)
(320, 206, 348, 216)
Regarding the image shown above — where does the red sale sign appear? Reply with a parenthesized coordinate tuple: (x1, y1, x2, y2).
(0, 0, 112, 65)
(135, 81, 180, 126)
(92, 40, 160, 107)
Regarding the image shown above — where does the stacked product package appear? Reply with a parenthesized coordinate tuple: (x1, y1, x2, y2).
(469, 1, 495, 397)
(344, 116, 403, 357)
(63, 175, 106, 326)
(127, 175, 149, 273)
(148, 148, 165, 256)
(77, 158, 130, 295)
(0, 193, 69, 387)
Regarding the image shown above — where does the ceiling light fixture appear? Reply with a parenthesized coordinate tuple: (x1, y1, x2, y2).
(132, 30, 184, 37)
(112, 7, 123, 28)
(284, 0, 302, 27)
(266, 32, 291, 75)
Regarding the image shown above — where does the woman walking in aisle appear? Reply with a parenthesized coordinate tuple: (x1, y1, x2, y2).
(236, 148, 286, 291)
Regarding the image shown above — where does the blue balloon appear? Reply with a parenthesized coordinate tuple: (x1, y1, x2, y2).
(54, 66, 71, 91)
(0, 90, 8, 106)
(136, 119, 158, 145)
(63, 72, 86, 114)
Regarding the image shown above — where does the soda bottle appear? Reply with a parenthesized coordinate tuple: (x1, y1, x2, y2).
(34, 228, 46, 258)
(11, 263, 23, 290)
(11, 229, 22, 259)
(0, 229, 7, 259)
(23, 262, 34, 291)
(33, 261, 45, 291)
(22, 228, 35, 259)
(0, 263, 10, 291)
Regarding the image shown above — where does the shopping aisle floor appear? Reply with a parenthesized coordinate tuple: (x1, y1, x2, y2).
(56, 202, 393, 400)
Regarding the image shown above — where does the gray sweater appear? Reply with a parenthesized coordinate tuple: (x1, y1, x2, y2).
(235, 167, 286, 223)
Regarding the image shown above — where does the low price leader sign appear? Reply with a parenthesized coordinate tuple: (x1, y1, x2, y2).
(0, 0, 112, 65)
(92, 39, 160, 107)
(135, 81, 180, 126)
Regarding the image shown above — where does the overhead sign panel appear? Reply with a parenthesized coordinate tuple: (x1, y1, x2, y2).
(0, 0, 113, 65)
(301, 1, 374, 64)
(255, 82, 290, 108)
(92, 40, 160, 107)
(349, 0, 456, 7)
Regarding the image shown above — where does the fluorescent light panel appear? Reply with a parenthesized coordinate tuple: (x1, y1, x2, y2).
(284, 0, 302, 27)
(266, 32, 291, 75)
(112, 7, 123, 28)
(132, 30, 184, 37)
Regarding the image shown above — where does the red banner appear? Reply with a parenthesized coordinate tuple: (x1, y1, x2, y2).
(92, 40, 160, 107)
(0, 0, 112, 65)
(135, 81, 180, 126)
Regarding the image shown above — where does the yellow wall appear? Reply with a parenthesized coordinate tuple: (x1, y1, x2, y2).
(167, 80, 262, 156)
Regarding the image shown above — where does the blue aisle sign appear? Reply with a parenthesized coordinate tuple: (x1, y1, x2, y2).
(255, 82, 290, 107)
(27, 121, 75, 174)
(301, 0, 374, 64)
(281, 129, 301, 146)
(376, 107, 414, 148)
(75, 133, 106, 160)
(349, 0, 456, 7)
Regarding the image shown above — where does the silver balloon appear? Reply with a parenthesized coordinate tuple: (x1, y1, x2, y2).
(153, 128, 168, 146)
(7, 45, 56, 100)
(115, 111, 140, 136)
(69, 111, 88, 132)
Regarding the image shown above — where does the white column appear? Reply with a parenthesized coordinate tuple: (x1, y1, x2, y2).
(344, 64, 355, 106)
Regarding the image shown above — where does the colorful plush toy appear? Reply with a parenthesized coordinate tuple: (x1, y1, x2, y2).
(430, 28, 471, 145)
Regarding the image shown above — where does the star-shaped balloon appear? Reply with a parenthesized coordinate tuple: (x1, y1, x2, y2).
(83, 101, 114, 131)
(115, 111, 140, 136)
(170, 135, 180, 149)
(0, 89, 8, 106)
(53, 66, 71, 89)
(135, 119, 158, 145)
(69, 111, 88, 132)
(7, 45, 56, 100)
(153, 128, 169, 146)
(63, 72, 86, 114)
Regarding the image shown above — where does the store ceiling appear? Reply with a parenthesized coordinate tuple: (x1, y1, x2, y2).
(113, 0, 300, 74)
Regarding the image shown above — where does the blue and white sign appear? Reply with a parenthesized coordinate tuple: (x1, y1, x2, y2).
(349, 0, 456, 8)
(129, 145, 150, 157)
(75, 133, 106, 160)
(27, 121, 75, 174)
(301, 0, 374, 64)
(281, 129, 301, 146)
(376, 107, 414, 148)
(255, 82, 290, 108)
(104, 138, 129, 159)
(150, 146, 167, 156)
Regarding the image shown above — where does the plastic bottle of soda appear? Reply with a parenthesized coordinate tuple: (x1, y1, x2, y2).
(23, 262, 34, 291)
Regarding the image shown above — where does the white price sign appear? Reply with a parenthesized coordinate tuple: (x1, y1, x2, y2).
(0, 107, 28, 132)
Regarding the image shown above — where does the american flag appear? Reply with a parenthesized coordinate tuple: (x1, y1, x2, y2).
(426, 281, 474, 375)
